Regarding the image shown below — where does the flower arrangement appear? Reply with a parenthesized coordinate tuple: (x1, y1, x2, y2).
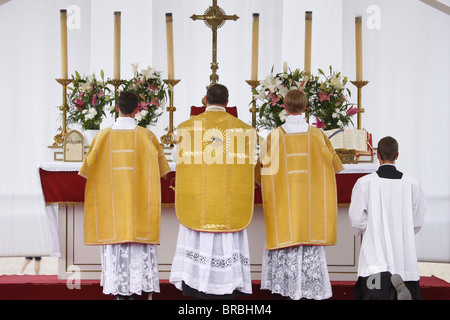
(308, 67, 356, 130)
(251, 67, 313, 130)
(123, 63, 167, 128)
(67, 70, 113, 130)
(252, 66, 357, 131)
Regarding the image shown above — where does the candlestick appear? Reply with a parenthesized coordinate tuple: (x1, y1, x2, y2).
(304, 11, 312, 75)
(350, 80, 369, 130)
(52, 78, 73, 146)
(166, 13, 175, 80)
(160, 79, 181, 147)
(107, 79, 124, 120)
(114, 11, 121, 80)
(60, 10, 68, 79)
(355, 16, 363, 81)
(251, 13, 260, 81)
(246, 80, 260, 128)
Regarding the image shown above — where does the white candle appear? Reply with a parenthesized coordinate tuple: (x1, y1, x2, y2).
(166, 13, 175, 80)
(355, 16, 363, 81)
(304, 11, 312, 75)
(114, 11, 121, 80)
(251, 13, 260, 81)
(60, 10, 68, 79)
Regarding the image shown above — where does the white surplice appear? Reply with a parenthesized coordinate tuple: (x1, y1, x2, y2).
(100, 117, 160, 296)
(260, 114, 332, 300)
(169, 106, 252, 296)
(349, 168, 427, 281)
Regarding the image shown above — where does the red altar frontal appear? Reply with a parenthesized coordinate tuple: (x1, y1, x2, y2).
(38, 161, 377, 281)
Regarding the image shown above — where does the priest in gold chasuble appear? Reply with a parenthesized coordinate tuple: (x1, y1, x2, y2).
(170, 84, 257, 299)
(79, 91, 170, 299)
(174, 110, 256, 233)
(259, 90, 343, 300)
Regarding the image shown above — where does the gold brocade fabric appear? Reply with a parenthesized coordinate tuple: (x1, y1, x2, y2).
(175, 110, 257, 232)
(79, 127, 170, 245)
(260, 126, 344, 250)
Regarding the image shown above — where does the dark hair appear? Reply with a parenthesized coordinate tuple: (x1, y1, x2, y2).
(377, 136, 399, 162)
(206, 84, 229, 106)
(118, 91, 138, 115)
(284, 90, 308, 114)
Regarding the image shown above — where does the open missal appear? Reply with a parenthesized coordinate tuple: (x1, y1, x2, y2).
(325, 128, 373, 156)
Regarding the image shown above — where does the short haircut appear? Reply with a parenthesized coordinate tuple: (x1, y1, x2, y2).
(118, 91, 138, 115)
(206, 84, 229, 106)
(284, 90, 308, 114)
(377, 136, 399, 162)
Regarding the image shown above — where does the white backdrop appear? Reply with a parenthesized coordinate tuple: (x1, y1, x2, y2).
(0, 0, 448, 262)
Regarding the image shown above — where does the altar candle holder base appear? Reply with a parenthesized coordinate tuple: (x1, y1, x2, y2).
(52, 78, 73, 147)
(350, 80, 369, 130)
(160, 79, 181, 147)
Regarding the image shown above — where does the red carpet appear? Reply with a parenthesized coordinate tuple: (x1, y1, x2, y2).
(0, 275, 448, 300)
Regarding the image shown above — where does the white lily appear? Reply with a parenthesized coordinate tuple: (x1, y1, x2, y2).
(330, 75, 343, 90)
(141, 66, 157, 79)
(135, 113, 143, 122)
(254, 86, 267, 100)
(106, 104, 116, 112)
(80, 82, 91, 92)
(279, 109, 288, 122)
(260, 74, 282, 93)
(131, 62, 139, 75)
(277, 84, 290, 98)
(85, 108, 97, 120)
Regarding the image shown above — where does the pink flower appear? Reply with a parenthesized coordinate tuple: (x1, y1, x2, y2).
(313, 118, 326, 129)
(75, 98, 83, 111)
(269, 92, 281, 106)
(148, 83, 158, 92)
(318, 91, 333, 102)
(92, 94, 97, 106)
(150, 97, 160, 108)
(97, 90, 105, 98)
(138, 101, 150, 111)
(346, 105, 359, 116)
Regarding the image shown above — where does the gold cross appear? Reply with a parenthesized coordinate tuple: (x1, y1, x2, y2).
(191, 0, 239, 86)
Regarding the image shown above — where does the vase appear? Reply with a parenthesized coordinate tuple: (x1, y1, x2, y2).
(83, 129, 99, 146)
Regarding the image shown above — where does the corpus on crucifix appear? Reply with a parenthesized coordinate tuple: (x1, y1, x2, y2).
(191, 0, 239, 87)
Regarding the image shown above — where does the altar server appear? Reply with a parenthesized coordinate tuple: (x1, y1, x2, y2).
(259, 89, 343, 300)
(349, 136, 427, 300)
(170, 84, 257, 299)
(79, 91, 170, 299)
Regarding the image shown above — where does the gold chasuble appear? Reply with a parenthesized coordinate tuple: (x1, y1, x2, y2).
(260, 126, 344, 250)
(175, 109, 257, 232)
(79, 127, 170, 245)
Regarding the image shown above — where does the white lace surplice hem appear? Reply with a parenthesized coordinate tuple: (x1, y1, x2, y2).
(170, 225, 252, 296)
(261, 245, 332, 300)
(101, 243, 160, 296)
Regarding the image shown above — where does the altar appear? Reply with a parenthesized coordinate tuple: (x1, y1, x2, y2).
(40, 0, 381, 284)
(38, 160, 377, 282)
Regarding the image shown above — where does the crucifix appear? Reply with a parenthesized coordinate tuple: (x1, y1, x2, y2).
(191, 0, 239, 86)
